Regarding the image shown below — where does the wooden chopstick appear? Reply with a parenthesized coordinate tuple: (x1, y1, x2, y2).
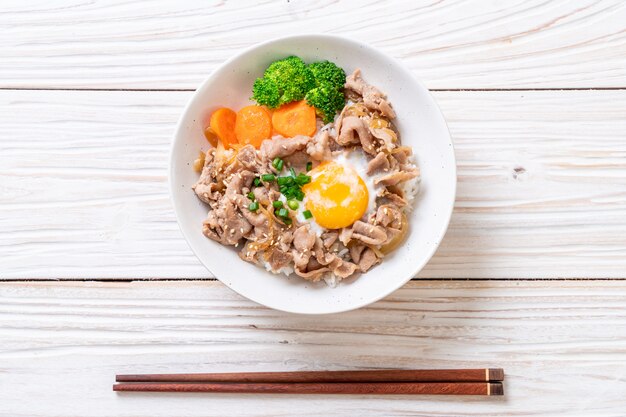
(113, 381, 504, 395)
(116, 368, 504, 383)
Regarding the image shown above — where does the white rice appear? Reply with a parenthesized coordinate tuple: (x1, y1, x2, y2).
(261, 259, 294, 276)
(401, 170, 421, 210)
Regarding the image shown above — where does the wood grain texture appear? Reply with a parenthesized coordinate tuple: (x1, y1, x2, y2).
(1, 280, 625, 416)
(2, 0, 626, 89)
(1, 89, 626, 279)
(115, 368, 503, 383)
(112, 381, 500, 395)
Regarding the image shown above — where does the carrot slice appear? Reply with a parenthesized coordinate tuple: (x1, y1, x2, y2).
(235, 105, 272, 148)
(271, 100, 317, 138)
(209, 108, 238, 149)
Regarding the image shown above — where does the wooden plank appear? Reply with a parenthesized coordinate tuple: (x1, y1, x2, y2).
(1, 89, 625, 279)
(1, 280, 625, 416)
(2, 0, 626, 89)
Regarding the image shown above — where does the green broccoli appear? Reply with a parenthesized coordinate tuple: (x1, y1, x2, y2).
(251, 77, 280, 108)
(305, 82, 345, 123)
(308, 60, 346, 90)
(252, 56, 315, 108)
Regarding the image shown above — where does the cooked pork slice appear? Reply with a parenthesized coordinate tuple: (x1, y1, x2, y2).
(345, 69, 396, 118)
(351, 221, 387, 246)
(295, 258, 329, 281)
(293, 225, 316, 252)
(292, 225, 316, 268)
(390, 146, 413, 165)
(380, 185, 407, 207)
(193, 149, 222, 203)
(236, 145, 260, 170)
(260, 135, 310, 160)
(350, 244, 381, 273)
(345, 68, 367, 95)
(193, 181, 222, 204)
(328, 256, 358, 279)
(233, 195, 269, 229)
(338, 116, 377, 154)
(367, 152, 390, 175)
(375, 204, 403, 229)
(282, 150, 310, 170)
(306, 130, 332, 161)
(374, 169, 419, 187)
(370, 127, 396, 151)
(202, 198, 252, 246)
(321, 231, 338, 248)
(338, 227, 353, 246)
(265, 247, 293, 272)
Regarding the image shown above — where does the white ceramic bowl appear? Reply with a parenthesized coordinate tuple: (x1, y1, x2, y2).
(170, 34, 456, 314)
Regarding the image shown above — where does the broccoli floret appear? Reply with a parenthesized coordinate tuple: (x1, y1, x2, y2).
(309, 61, 346, 90)
(305, 82, 345, 123)
(252, 56, 315, 108)
(251, 77, 280, 108)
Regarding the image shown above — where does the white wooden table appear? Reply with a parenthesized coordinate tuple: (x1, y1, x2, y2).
(2, 1, 626, 415)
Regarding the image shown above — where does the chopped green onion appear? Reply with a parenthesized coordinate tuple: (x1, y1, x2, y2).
(272, 200, 283, 209)
(306, 162, 312, 171)
(253, 177, 261, 187)
(272, 157, 284, 171)
(277, 208, 288, 218)
(282, 217, 292, 225)
(294, 189, 305, 201)
(247, 191, 255, 200)
(261, 173, 275, 182)
(289, 167, 297, 178)
(295, 173, 311, 185)
(303, 210, 313, 219)
(277, 176, 291, 186)
(287, 200, 299, 210)
(248, 201, 259, 212)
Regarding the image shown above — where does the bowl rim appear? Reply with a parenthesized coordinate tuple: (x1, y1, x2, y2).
(169, 33, 457, 314)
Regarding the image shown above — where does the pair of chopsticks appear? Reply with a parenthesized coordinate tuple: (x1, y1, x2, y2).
(114, 368, 504, 395)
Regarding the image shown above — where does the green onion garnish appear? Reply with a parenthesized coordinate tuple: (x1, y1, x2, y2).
(272, 157, 284, 171)
(261, 173, 275, 182)
(282, 217, 292, 225)
(247, 191, 255, 200)
(303, 210, 313, 219)
(287, 200, 299, 210)
(277, 208, 288, 218)
(306, 162, 312, 171)
(272, 200, 283, 209)
(253, 177, 261, 187)
(248, 201, 259, 212)
(295, 173, 311, 185)
(275, 170, 311, 203)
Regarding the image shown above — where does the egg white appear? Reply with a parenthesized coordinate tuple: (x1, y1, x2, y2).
(278, 193, 326, 236)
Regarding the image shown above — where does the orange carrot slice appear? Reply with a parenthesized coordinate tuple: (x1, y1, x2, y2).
(271, 100, 317, 138)
(209, 108, 238, 149)
(235, 105, 272, 148)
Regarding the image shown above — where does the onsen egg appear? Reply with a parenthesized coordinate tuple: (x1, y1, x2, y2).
(302, 161, 369, 229)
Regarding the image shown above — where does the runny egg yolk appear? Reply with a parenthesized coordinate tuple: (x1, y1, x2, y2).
(302, 161, 369, 229)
